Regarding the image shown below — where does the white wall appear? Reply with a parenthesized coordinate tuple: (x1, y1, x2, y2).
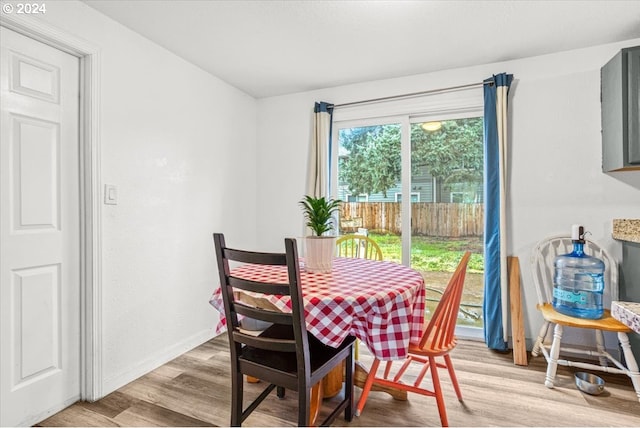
(28, 1, 258, 394)
(256, 39, 640, 349)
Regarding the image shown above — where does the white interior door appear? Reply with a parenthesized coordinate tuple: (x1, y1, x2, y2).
(0, 27, 80, 426)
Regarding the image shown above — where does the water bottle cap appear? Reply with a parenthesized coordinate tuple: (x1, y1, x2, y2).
(571, 224, 586, 243)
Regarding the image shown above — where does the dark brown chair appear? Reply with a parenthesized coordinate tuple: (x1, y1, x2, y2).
(213, 233, 355, 426)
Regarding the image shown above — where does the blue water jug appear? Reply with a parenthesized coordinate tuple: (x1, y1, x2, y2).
(552, 225, 605, 319)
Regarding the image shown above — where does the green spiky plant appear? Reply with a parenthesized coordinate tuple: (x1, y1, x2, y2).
(299, 195, 342, 236)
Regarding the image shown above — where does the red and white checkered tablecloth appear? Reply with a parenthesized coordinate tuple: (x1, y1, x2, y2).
(210, 257, 425, 360)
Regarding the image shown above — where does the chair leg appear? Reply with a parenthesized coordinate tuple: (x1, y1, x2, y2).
(299, 384, 312, 427)
(430, 356, 449, 427)
(230, 370, 243, 426)
(545, 323, 563, 388)
(277, 386, 285, 399)
(344, 349, 355, 421)
(356, 358, 381, 416)
(531, 320, 549, 357)
(595, 329, 608, 367)
(443, 354, 462, 401)
(618, 332, 640, 403)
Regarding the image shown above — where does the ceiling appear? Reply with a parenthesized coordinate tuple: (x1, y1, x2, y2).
(83, 0, 640, 99)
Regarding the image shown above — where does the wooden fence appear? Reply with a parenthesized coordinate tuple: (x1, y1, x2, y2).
(340, 202, 483, 237)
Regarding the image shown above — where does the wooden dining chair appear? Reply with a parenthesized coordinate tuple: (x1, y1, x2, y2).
(336, 234, 383, 261)
(530, 235, 640, 400)
(213, 233, 355, 426)
(356, 251, 471, 427)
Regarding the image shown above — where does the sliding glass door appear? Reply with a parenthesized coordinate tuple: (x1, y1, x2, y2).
(335, 119, 404, 262)
(333, 112, 485, 333)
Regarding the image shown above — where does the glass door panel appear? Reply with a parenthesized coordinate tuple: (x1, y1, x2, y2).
(335, 123, 402, 263)
(410, 117, 485, 329)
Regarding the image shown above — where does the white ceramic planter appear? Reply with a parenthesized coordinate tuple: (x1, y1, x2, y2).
(304, 236, 336, 273)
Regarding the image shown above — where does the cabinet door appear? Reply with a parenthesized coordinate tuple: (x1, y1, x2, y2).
(628, 47, 640, 164)
(602, 46, 640, 171)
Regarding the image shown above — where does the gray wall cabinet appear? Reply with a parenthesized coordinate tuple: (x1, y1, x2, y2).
(601, 46, 640, 172)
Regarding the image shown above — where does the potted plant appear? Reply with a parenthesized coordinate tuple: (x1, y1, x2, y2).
(299, 195, 341, 273)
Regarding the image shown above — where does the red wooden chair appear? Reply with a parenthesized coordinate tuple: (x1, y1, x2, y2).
(356, 252, 471, 427)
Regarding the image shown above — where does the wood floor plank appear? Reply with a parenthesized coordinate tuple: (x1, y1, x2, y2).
(119, 371, 229, 426)
(151, 364, 185, 380)
(185, 340, 225, 361)
(113, 400, 216, 427)
(38, 335, 640, 427)
(37, 405, 121, 427)
(76, 391, 139, 419)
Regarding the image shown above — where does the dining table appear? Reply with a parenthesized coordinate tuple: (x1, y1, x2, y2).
(209, 256, 425, 421)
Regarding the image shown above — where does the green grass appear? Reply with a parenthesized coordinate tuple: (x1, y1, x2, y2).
(368, 233, 484, 272)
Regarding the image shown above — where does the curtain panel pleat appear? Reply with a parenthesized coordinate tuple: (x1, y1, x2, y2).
(483, 73, 513, 351)
(306, 102, 334, 198)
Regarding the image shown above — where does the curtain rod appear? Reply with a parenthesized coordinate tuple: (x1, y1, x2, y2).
(332, 80, 492, 109)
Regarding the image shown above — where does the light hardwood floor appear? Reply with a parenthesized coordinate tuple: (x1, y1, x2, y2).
(38, 335, 640, 427)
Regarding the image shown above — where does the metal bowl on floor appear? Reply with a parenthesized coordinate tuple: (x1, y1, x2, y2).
(575, 372, 605, 395)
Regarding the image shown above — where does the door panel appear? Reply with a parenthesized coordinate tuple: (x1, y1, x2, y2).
(13, 115, 60, 229)
(410, 117, 485, 331)
(10, 51, 60, 103)
(13, 264, 61, 383)
(1, 27, 80, 427)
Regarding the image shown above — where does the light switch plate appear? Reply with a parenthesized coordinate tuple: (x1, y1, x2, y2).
(104, 184, 117, 205)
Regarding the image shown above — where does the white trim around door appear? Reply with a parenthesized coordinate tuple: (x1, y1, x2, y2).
(0, 13, 103, 401)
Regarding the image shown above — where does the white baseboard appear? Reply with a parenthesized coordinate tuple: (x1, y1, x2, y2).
(101, 329, 215, 398)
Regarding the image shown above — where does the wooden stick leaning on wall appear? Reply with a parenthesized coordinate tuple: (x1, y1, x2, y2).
(508, 256, 528, 366)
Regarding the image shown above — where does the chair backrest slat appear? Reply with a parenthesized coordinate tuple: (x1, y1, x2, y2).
(232, 331, 298, 352)
(224, 247, 287, 265)
(228, 277, 291, 296)
(234, 302, 294, 325)
(419, 252, 470, 350)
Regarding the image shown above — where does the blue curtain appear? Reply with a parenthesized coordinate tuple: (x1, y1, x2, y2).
(483, 73, 513, 351)
(306, 102, 334, 197)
